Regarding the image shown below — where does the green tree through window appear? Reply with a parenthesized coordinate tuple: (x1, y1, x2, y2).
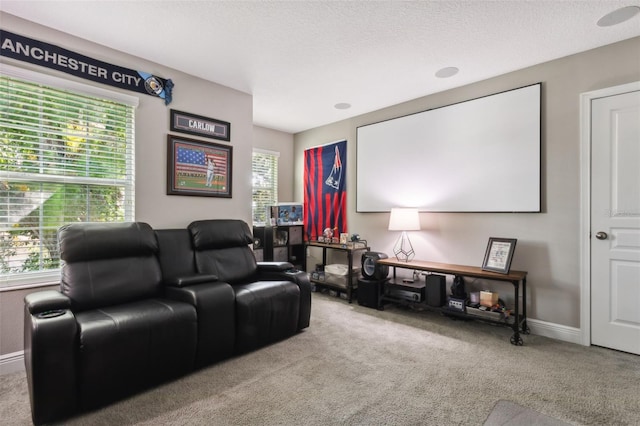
(0, 71, 136, 286)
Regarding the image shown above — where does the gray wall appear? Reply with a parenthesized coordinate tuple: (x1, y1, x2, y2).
(0, 14, 291, 357)
(294, 36, 640, 329)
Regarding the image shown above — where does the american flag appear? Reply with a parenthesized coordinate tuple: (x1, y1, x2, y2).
(177, 146, 206, 174)
(176, 145, 227, 175)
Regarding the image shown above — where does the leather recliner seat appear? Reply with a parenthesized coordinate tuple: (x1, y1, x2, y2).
(24, 222, 198, 424)
(24, 219, 312, 425)
(188, 219, 310, 353)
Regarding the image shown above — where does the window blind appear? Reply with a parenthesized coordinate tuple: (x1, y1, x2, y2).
(0, 73, 136, 287)
(252, 150, 278, 225)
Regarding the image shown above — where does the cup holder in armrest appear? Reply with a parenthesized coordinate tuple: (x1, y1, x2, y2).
(35, 309, 66, 319)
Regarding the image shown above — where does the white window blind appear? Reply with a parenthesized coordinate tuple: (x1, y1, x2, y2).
(0, 70, 136, 288)
(252, 149, 278, 225)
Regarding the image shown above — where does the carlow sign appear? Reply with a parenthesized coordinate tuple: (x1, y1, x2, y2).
(0, 29, 173, 104)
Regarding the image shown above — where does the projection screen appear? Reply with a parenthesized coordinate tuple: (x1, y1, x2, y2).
(356, 83, 541, 212)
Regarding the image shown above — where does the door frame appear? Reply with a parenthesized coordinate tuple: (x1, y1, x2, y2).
(579, 81, 640, 346)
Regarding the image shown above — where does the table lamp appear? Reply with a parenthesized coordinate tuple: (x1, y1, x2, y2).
(388, 207, 420, 262)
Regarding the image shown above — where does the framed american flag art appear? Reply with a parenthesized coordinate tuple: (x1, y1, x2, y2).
(167, 135, 232, 197)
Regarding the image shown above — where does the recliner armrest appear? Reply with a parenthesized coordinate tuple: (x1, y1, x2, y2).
(24, 290, 78, 424)
(256, 261, 294, 272)
(164, 282, 235, 367)
(163, 274, 219, 288)
(25, 290, 71, 315)
(254, 268, 312, 331)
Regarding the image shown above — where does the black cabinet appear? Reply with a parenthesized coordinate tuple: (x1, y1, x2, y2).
(253, 225, 305, 270)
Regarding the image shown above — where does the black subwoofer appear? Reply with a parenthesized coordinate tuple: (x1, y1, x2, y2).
(426, 274, 446, 307)
(361, 252, 389, 280)
(357, 278, 386, 309)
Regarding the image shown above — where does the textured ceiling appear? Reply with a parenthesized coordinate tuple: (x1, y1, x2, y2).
(2, 1, 640, 133)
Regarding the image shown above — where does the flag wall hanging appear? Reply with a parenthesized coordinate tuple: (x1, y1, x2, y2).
(303, 140, 347, 241)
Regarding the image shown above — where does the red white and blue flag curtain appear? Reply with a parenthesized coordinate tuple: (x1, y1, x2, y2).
(304, 140, 347, 241)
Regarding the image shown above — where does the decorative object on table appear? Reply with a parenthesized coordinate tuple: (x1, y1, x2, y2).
(361, 252, 389, 280)
(450, 275, 467, 299)
(170, 109, 230, 141)
(303, 140, 347, 241)
(166, 135, 232, 197)
(482, 237, 517, 274)
(318, 227, 340, 243)
(388, 207, 420, 262)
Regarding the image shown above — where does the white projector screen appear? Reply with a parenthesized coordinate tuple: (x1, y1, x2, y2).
(356, 83, 541, 212)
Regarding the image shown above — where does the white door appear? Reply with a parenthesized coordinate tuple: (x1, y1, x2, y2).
(591, 89, 640, 355)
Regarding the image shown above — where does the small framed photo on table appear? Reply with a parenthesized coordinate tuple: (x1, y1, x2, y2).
(482, 237, 517, 274)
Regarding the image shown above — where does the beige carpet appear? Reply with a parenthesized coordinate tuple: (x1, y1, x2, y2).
(1, 292, 639, 425)
(484, 400, 570, 425)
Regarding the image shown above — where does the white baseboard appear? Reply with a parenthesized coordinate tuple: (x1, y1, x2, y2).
(527, 318, 583, 345)
(0, 351, 25, 375)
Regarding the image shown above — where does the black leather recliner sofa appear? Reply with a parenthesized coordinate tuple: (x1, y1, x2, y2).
(24, 219, 311, 425)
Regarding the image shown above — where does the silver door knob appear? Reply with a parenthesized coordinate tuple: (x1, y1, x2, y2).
(595, 231, 608, 240)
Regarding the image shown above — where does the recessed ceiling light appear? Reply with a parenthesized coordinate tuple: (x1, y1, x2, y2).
(334, 103, 351, 110)
(597, 6, 640, 27)
(435, 67, 459, 78)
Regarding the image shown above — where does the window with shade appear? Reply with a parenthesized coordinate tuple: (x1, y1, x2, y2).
(252, 149, 279, 225)
(0, 66, 137, 288)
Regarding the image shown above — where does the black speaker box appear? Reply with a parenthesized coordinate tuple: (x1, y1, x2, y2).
(357, 278, 386, 309)
(426, 274, 446, 307)
(361, 252, 389, 280)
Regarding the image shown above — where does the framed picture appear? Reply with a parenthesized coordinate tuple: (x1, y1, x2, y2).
(482, 237, 517, 274)
(167, 135, 232, 197)
(170, 109, 230, 141)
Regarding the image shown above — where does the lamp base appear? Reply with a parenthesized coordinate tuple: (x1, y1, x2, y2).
(393, 231, 415, 262)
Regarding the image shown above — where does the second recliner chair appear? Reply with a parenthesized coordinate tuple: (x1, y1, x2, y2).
(188, 219, 311, 353)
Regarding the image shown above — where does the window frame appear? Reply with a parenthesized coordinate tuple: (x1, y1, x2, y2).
(252, 148, 279, 226)
(0, 64, 138, 290)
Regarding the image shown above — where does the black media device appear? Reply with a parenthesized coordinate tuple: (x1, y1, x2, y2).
(425, 274, 446, 307)
(361, 251, 389, 280)
(384, 280, 425, 302)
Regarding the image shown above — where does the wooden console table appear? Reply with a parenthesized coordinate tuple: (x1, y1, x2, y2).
(376, 258, 529, 345)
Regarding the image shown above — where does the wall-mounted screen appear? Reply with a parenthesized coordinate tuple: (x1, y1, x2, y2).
(356, 83, 541, 212)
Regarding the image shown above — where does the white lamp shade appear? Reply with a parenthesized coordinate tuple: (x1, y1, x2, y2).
(388, 208, 420, 231)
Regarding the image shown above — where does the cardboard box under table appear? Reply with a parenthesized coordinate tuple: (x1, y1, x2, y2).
(480, 291, 499, 307)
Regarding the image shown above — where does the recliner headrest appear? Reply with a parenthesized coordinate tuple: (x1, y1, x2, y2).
(188, 219, 253, 250)
(59, 222, 158, 262)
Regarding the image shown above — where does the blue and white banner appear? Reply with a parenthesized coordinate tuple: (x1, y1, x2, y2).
(0, 29, 173, 104)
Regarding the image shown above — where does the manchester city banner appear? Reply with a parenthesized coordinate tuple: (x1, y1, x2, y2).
(0, 29, 173, 104)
